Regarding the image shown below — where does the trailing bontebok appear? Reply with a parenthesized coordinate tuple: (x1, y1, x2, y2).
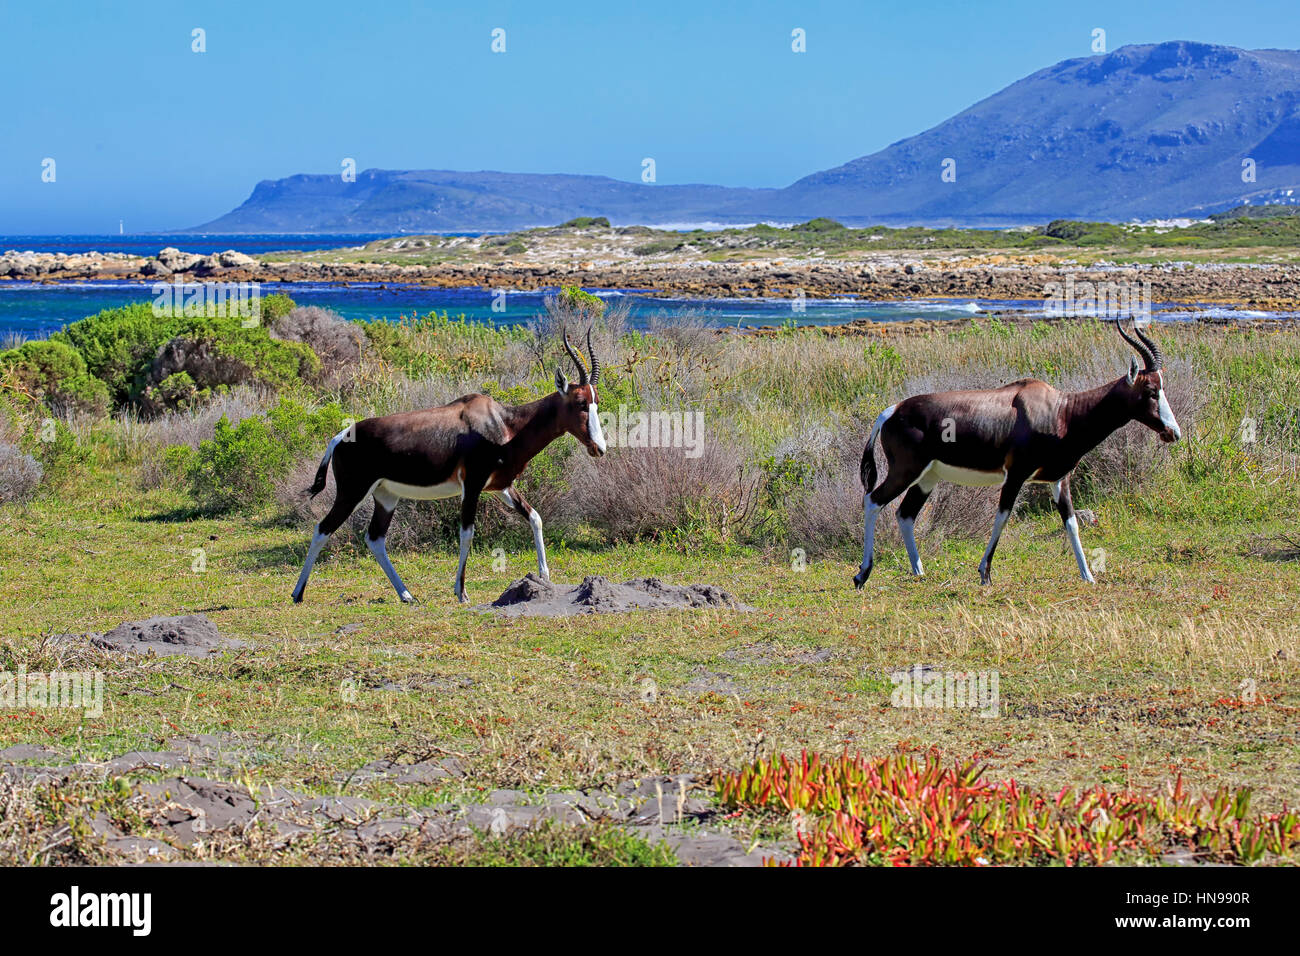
(292, 330, 606, 604)
(853, 320, 1181, 588)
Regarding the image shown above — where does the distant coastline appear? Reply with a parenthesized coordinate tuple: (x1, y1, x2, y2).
(3, 245, 1298, 310)
(0, 234, 394, 258)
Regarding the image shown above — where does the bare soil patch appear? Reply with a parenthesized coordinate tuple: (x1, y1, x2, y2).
(54, 614, 246, 658)
(479, 573, 754, 617)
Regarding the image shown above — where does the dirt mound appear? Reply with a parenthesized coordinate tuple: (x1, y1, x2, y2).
(57, 614, 245, 658)
(482, 574, 754, 617)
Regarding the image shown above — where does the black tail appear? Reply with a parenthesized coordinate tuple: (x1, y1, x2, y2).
(307, 460, 329, 498)
(307, 432, 341, 498)
(860, 425, 879, 492)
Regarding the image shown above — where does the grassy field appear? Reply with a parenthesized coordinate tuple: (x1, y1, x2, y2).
(2, 310, 1298, 865)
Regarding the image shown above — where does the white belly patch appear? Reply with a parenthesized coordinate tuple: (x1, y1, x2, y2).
(919, 461, 1007, 489)
(376, 479, 462, 501)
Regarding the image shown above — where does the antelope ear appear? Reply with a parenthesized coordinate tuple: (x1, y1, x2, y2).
(555, 367, 568, 393)
(1126, 355, 1139, 385)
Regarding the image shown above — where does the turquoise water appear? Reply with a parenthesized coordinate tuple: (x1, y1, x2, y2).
(0, 279, 1292, 341)
(0, 280, 1013, 338)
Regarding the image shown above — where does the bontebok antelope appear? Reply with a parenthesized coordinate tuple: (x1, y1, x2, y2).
(853, 320, 1180, 588)
(292, 330, 606, 604)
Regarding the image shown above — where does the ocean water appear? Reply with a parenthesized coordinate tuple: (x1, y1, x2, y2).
(0, 279, 1293, 341)
(0, 280, 1015, 338)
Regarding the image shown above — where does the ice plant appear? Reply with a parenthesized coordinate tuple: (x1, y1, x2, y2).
(715, 751, 1300, 867)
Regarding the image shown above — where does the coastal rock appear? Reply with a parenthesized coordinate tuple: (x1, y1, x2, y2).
(217, 249, 257, 268)
(157, 247, 202, 271)
(192, 254, 225, 275)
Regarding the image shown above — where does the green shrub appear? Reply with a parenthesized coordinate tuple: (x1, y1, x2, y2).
(146, 317, 320, 398)
(557, 286, 606, 318)
(0, 340, 110, 414)
(793, 217, 846, 233)
(24, 416, 90, 484)
(52, 304, 168, 404)
(53, 299, 313, 411)
(632, 238, 686, 256)
(259, 293, 296, 326)
(362, 311, 526, 379)
(141, 372, 206, 412)
(182, 398, 344, 511)
(559, 217, 610, 229)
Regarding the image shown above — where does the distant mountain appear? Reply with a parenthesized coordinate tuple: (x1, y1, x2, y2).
(189, 41, 1300, 233)
(757, 41, 1300, 224)
(190, 169, 771, 233)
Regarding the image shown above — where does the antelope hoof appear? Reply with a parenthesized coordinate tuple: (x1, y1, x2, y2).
(400, 591, 415, 604)
(456, 590, 470, 604)
(853, 565, 871, 589)
(978, 566, 992, 586)
(291, 589, 304, 604)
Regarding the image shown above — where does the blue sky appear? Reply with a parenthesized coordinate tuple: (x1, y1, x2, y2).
(2, 0, 1298, 232)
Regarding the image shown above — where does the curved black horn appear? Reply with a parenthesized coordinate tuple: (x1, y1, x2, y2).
(561, 328, 588, 386)
(1115, 318, 1156, 372)
(586, 326, 601, 386)
(1132, 322, 1163, 371)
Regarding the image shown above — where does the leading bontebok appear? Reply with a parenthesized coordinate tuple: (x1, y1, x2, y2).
(292, 329, 606, 604)
(853, 319, 1181, 588)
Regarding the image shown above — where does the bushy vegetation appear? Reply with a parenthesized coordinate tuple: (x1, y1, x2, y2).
(187, 315, 1299, 554)
(558, 216, 611, 229)
(5, 296, 1298, 571)
(624, 214, 1300, 256)
(718, 751, 1300, 866)
(49, 302, 318, 410)
(0, 442, 41, 505)
(0, 339, 110, 414)
(170, 397, 346, 512)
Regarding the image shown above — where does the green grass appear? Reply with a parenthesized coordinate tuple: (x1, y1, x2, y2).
(2, 316, 1298, 864)
(431, 820, 677, 866)
(3, 461, 1296, 799)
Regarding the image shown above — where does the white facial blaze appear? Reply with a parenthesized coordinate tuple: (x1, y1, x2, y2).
(587, 402, 607, 452)
(1156, 372, 1180, 438)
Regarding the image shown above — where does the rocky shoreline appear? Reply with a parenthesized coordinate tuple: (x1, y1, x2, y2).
(4, 246, 1300, 307)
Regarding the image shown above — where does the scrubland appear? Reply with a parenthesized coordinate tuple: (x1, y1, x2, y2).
(2, 296, 1298, 865)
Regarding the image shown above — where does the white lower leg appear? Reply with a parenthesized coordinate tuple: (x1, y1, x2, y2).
(855, 495, 882, 583)
(978, 510, 1010, 582)
(1064, 515, 1095, 583)
(899, 516, 924, 576)
(455, 524, 474, 601)
(367, 535, 413, 602)
(291, 528, 329, 601)
(528, 511, 549, 580)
